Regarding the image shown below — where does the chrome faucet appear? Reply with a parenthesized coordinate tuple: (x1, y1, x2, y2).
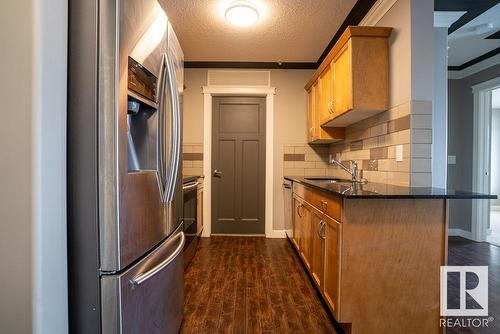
(329, 156, 360, 182)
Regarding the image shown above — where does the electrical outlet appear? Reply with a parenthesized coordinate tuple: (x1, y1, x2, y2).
(396, 145, 403, 162)
(448, 155, 456, 165)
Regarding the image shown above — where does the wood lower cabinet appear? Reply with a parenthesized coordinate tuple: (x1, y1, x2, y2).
(292, 197, 301, 250)
(293, 192, 341, 314)
(289, 181, 448, 333)
(323, 215, 341, 317)
(299, 199, 312, 269)
(310, 209, 326, 289)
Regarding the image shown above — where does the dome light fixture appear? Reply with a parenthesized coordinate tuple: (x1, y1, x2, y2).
(225, 1, 260, 27)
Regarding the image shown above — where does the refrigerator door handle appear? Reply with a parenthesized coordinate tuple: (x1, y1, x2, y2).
(130, 231, 185, 286)
(156, 53, 169, 202)
(164, 53, 181, 202)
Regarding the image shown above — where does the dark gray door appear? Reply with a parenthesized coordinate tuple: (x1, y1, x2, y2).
(212, 96, 266, 234)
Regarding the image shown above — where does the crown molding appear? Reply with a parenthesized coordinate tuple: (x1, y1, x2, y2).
(448, 53, 500, 80)
(359, 0, 397, 26)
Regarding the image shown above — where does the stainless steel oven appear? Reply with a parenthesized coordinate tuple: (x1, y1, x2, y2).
(183, 177, 199, 267)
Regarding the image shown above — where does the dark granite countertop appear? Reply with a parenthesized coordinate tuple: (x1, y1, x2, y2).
(285, 176, 497, 200)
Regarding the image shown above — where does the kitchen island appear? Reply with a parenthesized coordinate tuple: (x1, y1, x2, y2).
(284, 176, 495, 334)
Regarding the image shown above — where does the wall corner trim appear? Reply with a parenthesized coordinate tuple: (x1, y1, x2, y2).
(359, 0, 398, 26)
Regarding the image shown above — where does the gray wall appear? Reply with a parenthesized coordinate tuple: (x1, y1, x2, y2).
(448, 63, 500, 231)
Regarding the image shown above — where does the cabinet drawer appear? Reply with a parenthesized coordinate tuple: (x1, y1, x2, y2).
(293, 183, 341, 221)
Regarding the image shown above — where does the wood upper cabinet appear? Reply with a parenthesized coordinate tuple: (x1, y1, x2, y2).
(305, 26, 392, 130)
(331, 42, 351, 118)
(307, 81, 344, 144)
(318, 64, 333, 122)
(307, 84, 318, 142)
(323, 215, 341, 317)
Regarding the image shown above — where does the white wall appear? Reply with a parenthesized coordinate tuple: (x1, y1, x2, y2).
(0, 0, 68, 333)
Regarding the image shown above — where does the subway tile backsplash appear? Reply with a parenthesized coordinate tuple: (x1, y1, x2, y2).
(283, 100, 433, 187)
(183, 143, 203, 177)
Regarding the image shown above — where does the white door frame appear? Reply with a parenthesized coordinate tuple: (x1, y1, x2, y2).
(201, 85, 276, 237)
(471, 77, 500, 240)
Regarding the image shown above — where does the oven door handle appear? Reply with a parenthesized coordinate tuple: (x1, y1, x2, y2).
(182, 181, 199, 192)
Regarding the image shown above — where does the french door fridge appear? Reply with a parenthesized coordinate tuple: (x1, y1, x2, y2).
(68, 0, 184, 332)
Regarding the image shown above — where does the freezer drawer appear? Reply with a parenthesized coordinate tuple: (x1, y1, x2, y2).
(101, 225, 185, 334)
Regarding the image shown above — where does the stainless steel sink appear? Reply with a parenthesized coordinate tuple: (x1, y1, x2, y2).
(305, 177, 351, 183)
(305, 177, 366, 184)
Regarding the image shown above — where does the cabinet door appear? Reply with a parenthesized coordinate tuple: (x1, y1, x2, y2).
(299, 203, 312, 269)
(292, 197, 302, 251)
(307, 85, 317, 142)
(318, 64, 334, 124)
(310, 210, 325, 289)
(323, 216, 341, 316)
(332, 42, 352, 117)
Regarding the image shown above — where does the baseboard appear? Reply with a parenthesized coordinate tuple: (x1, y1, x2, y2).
(266, 229, 286, 238)
(201, 230, 287, 238)
(448, 228, 475, 240)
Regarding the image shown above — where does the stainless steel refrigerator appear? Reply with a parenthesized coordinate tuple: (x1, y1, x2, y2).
(68, 0, 184, 332)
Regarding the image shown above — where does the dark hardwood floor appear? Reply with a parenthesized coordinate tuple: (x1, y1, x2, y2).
(180, 237, 337, 334)
(180, 236, 499, 334)
(447, 237, 500, 334)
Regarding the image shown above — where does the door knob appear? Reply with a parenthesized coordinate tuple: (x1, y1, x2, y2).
(213, 170, 222, 178)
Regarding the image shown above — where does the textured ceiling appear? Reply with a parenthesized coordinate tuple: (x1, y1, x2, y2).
(448, 3, 500, 66)
(159, 0, 357, 62)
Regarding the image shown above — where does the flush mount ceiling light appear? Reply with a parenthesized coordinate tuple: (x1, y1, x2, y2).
(225, 1, 260, 27)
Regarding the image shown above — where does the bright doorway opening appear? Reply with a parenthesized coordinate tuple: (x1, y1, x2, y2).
(487, 88, 500, 246)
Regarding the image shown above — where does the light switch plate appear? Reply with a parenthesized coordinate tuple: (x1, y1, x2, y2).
(448, 155, 456, 165)
(396, 145, 403, 162)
